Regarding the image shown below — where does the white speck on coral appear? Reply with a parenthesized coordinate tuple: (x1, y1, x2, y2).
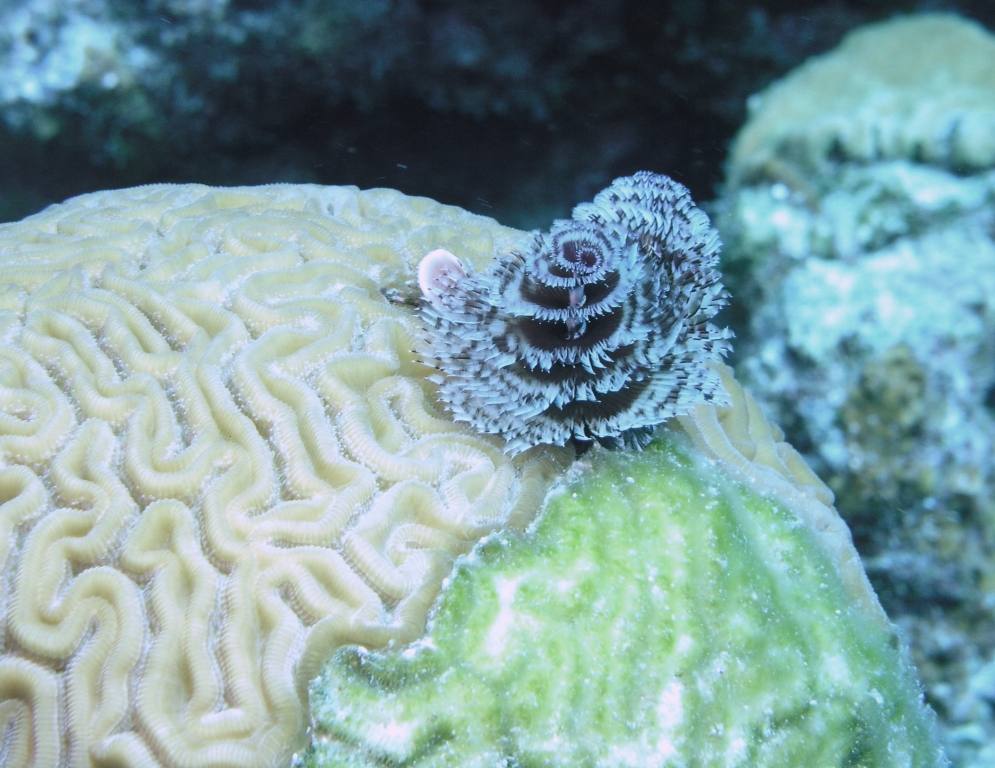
(554, 578, 574, 594)
(400, 636, 437, 660)
(822, 654, 853, 686)
(363, 720, 416, 754)
(770, 207, 794, 229)
(484, 575, 522, 658)
(726, 734, 748, 763)
(656, 680, 684, 732)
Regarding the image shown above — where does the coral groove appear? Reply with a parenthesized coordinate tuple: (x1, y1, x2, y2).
(0, 183, 569, 767)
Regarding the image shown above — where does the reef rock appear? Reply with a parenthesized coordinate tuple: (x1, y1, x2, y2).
(728, 13, 995, 183)
(718, 13, 995, 767)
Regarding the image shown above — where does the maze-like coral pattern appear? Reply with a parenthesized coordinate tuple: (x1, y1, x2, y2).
(677, 363, 889, 630)
(0, 184, 570, 767)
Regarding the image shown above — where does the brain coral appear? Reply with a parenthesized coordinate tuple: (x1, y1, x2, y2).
(728, 13, 995, 185)
(0, 183, 569, 767)
(305, 364, 944, 767)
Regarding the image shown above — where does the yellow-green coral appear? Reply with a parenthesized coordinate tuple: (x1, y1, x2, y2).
(0, 183, 569, 767)
(306, 365, 944, 767)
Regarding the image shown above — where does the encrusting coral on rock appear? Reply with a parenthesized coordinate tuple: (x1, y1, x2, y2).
(0, 182, 569, 767)
(727, 13, 995, 185)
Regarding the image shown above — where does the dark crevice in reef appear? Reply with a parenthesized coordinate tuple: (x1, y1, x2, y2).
(2, 0, 992, 226)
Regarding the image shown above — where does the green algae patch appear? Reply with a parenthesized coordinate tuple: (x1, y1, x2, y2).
(304, 431, 945, 767)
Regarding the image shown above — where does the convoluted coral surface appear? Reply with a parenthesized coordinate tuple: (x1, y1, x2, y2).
(306, 365, 944, 767)
(0, 183, 568, 767)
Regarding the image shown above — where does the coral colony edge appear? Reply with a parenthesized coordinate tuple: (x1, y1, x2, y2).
(0, 177, 944, 767)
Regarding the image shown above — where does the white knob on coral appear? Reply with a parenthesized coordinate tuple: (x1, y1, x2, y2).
(418, 248, 467, 308)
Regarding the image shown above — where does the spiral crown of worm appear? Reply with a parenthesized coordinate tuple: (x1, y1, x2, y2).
(419, 171, 733, 453)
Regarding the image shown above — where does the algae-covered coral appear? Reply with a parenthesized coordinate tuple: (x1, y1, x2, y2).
(0, 183, 568, 767)
(306, 365, 945, 767)
(0, 179, 947, 767)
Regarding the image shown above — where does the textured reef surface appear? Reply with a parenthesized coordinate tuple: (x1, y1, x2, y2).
(718, 13, 995, 767)
(0, 179, 948, 766)
(0, 182, 569, 766)
(306, 366, 944, 767)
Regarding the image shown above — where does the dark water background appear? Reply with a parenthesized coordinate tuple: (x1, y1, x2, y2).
(1, 0, 992, 228)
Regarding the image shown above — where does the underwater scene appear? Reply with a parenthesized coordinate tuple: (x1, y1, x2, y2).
(0, 2, 993, 766)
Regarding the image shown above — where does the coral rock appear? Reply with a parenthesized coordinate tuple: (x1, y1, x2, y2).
(728, 14, 995, 185)
(719, 14, 995, 765)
